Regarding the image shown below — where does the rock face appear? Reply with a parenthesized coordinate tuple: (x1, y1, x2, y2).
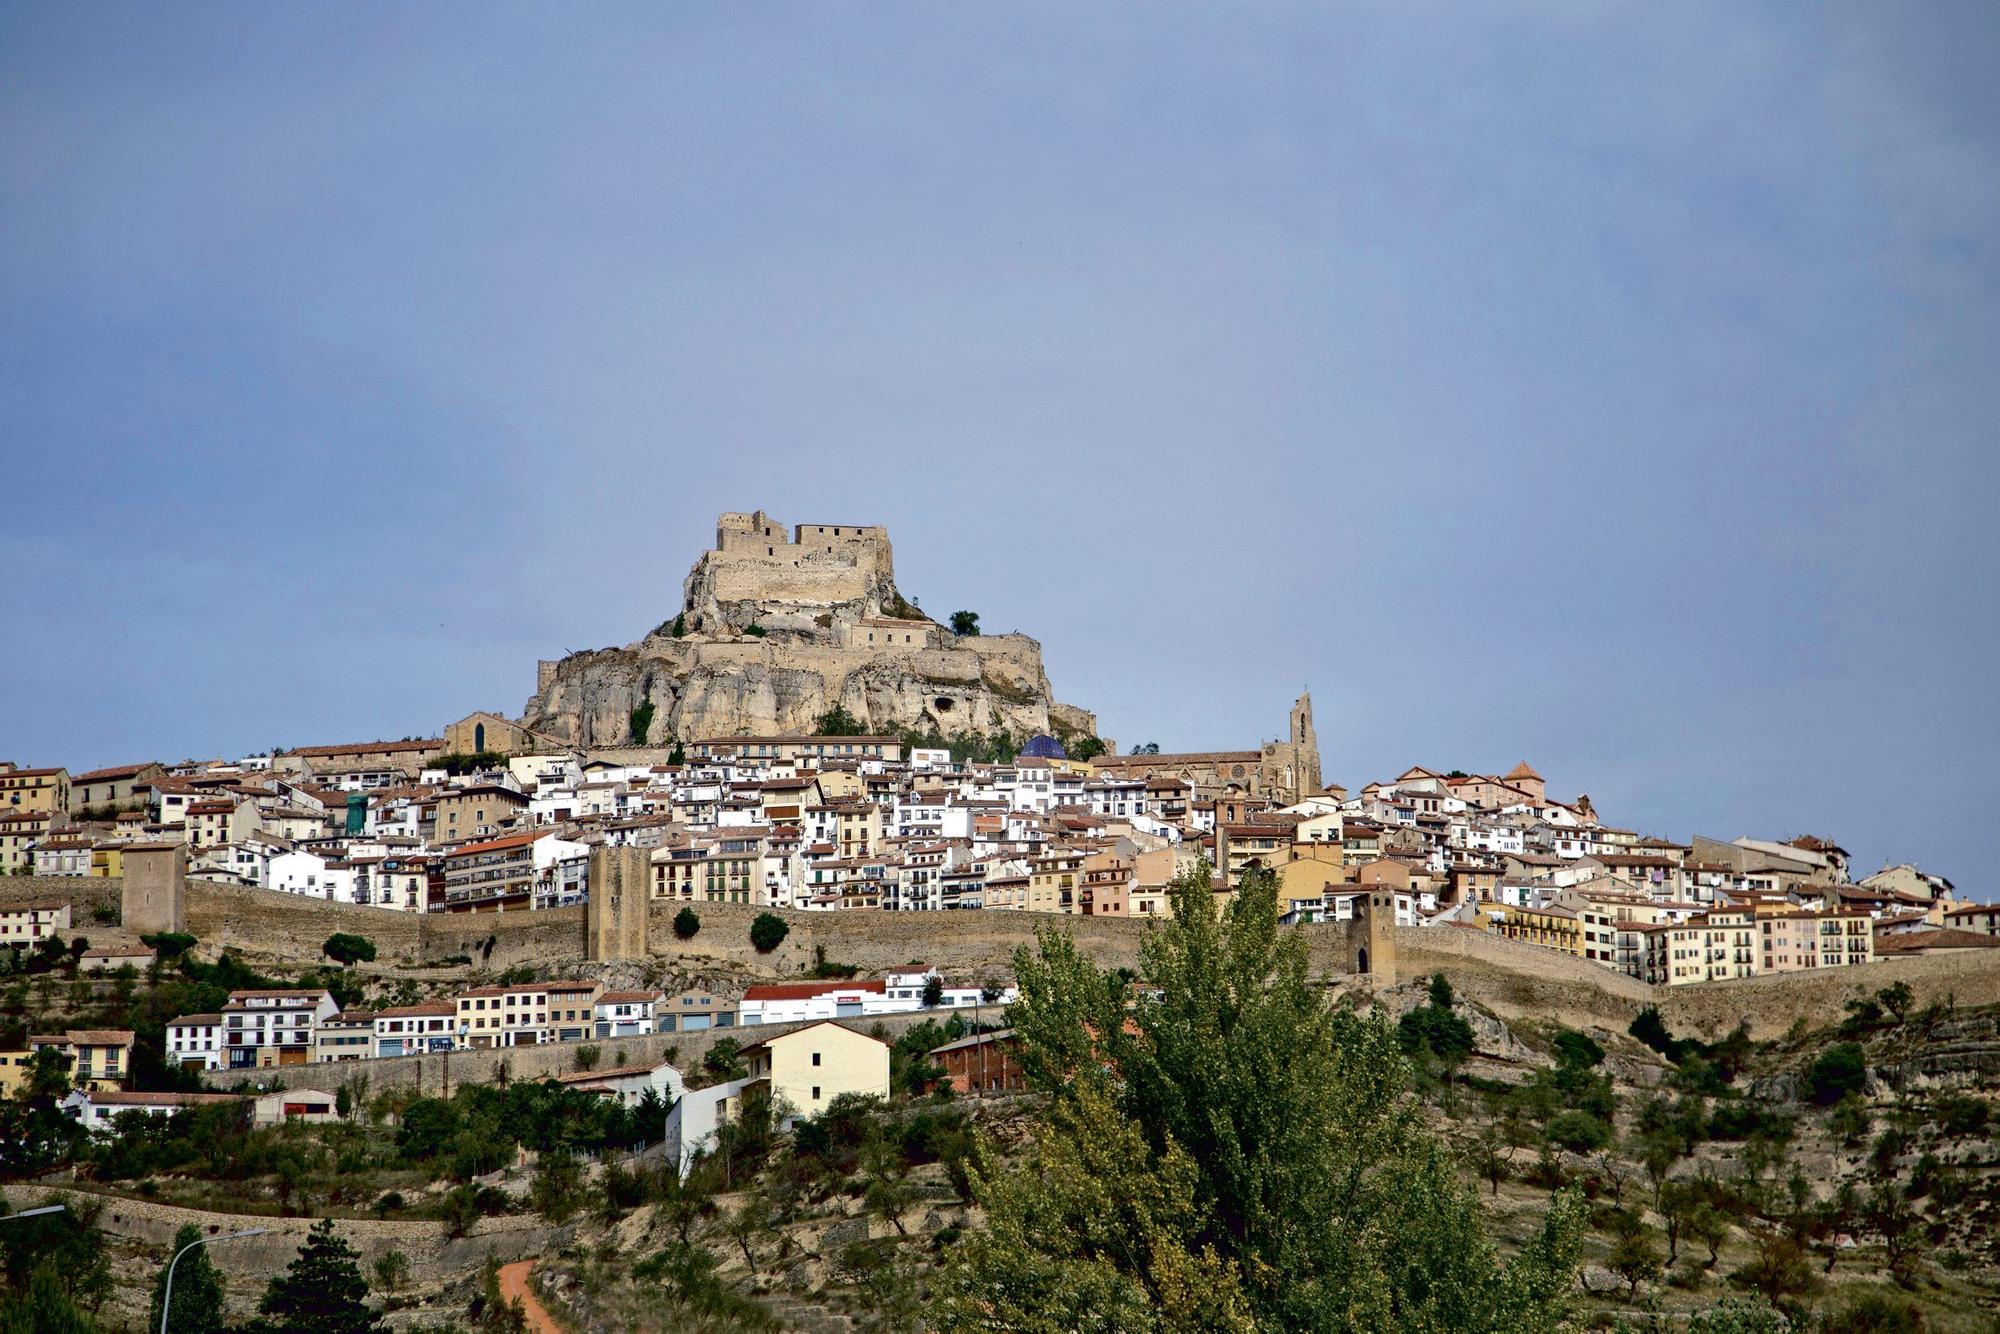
(520, 511, 1098, 747)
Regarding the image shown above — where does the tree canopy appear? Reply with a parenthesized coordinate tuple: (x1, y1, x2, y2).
(749, 913, 789, 954)
(321, 934, 375, 968)
(940, 862, 1584, 1332)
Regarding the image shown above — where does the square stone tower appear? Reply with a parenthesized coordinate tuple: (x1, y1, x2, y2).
(1337, 888, 1396, 986)
(584, 845, 650, 961)
(122, 843, 186, 935)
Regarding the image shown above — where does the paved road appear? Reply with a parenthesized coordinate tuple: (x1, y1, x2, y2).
(497, 1259, 564, 1334)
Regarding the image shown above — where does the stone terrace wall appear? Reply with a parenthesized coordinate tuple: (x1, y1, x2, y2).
(1, 1182, 544, 1318)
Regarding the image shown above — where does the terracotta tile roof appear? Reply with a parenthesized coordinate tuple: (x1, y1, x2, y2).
(85, 1091, 244, 1107)
(742, 980, 885, 1001)
(71, 763, 159, 783)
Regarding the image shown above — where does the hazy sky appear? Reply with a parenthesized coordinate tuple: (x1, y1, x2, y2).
(3, 4, 1994, 890)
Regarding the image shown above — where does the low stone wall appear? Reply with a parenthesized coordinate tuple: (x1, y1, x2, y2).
(210, 1007, 956, 1097)
(1, 1182, 545, 1325)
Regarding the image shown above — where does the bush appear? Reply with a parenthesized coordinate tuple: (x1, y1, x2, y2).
(1553, 1029, 1605, 1070)
(1806, 1042, 1867, 1106)
(629, 701, 656, 744)
(673, 907, 700, 941)
(743, 623, 767, 638)
(1546, 1110, 1612, 1153)
(141, 932, 197, 959)
(322, 933, 376, 967)
(749, 913, 789, 954)
(1935, 1092, 1989, 1138)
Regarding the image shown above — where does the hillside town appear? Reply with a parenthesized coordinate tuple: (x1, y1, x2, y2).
(3, 693, 1987, 1000)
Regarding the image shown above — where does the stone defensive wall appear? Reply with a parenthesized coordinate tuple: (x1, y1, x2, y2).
(1396, 925, 2000, 1040)
(5, 878, 1993, 1045)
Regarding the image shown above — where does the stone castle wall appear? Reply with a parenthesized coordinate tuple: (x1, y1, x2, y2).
(6, 875, 1992, 1053)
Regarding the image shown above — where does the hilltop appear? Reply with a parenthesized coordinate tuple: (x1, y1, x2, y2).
(511, 511, 1098, 749)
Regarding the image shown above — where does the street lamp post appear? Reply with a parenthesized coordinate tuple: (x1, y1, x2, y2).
(0, 1205, 67, 1222)
(160, 1227, 268, 1334)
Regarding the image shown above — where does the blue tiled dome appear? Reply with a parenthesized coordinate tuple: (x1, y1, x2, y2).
(1019, 733, 1068, 760)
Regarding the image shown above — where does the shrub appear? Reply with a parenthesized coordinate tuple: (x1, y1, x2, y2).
(750, 913, 789, 954)
(1546, 1110, 1612, 1153)
(743, 623, 767, 638)
(673, 907, 700, 941)
(322, 933, 375, 967)
(629, 701, 656, 744)
(1553, 1028, 1605, 1070)
(1935, 1092, 1989, 1138)
(141, 932, 197, 959)
(1805, 1043, 1867, 1106)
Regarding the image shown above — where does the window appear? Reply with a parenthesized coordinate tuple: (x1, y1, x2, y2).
(812, 1086, 821, 1100)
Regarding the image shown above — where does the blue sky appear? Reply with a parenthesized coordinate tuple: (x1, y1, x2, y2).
(2, 4, 1994, 890)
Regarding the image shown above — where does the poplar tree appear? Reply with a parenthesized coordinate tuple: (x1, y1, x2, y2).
(941, 862, 1585, 1333)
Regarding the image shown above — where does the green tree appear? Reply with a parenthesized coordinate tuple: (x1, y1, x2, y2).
(949, 610, 980, 636)
(921, 974, 945, 1009)
(530, 1151, 584, 1225)
(0, 1264, 97, 1334)
(814, 704, 865, 736)
(1828, 1092, 1871, 1145)
(669, 612, 686, 638)
(1069, 736, 1108, 760)
(673, 906, 700, 940)
(628, 700, 656, 743)
(141, 931, 198, 959)
(149, 1224, 225, 1334)
(1805, 1043, 1867, 1106)
(938, 862, 1585, 1332)
(1605, 1212, 1662, 1301)
(370, 1250, 408, 1295)
(1545, 1110, 1611, 1154)
(253, 1217, 384, 1334)
(749, 912, 789, 953)
(1874, 981, 1914, 1025)
(322, 933, 376, 967)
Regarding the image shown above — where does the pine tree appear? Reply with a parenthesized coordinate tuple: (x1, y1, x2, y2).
(940, 861, 1585, 1332)
(254, 1218, 384, 1334)
(0, 1264, 96, 1334)
(149, 1225, 225, 1334)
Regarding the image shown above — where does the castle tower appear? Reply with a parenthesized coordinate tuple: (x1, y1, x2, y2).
(122, 843, 186, 935)
(584, 845, 650, 961)
(1353, 889, 1396, 985)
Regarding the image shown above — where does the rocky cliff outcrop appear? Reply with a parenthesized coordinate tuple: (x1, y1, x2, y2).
(518, 512, 1097, 747)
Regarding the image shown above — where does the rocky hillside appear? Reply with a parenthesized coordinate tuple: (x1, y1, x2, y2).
(518, 517, 1097, 746)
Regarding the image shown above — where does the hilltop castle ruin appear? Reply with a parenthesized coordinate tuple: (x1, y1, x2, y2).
(476, 510, 1098, 749)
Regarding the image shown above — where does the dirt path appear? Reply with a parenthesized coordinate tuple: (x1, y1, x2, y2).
(496, 1258, 564, 1334)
